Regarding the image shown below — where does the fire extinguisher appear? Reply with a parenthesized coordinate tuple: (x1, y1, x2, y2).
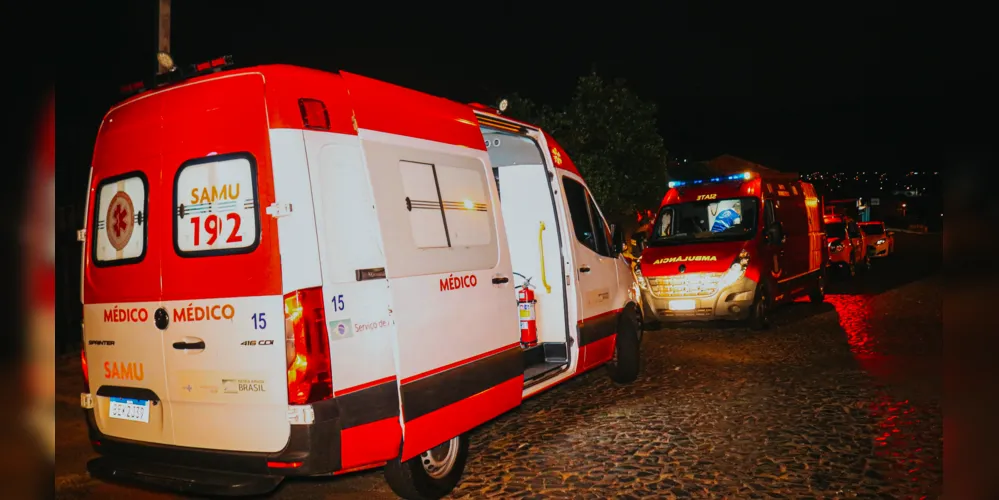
(518, 284, 538, 347)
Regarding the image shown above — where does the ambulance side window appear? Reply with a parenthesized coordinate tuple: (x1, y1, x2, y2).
(399, 160, 493, 249)
(563, 177, 596, 252)
(764, 199, 776, 227)
(563, 177, 611, 256)
(92, 171, 148, 267)
(588, 196, 612, 257)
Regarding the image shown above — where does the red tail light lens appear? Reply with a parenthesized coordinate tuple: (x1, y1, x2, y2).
(81, 348, 90, 393)
(283, 287, 333, 405)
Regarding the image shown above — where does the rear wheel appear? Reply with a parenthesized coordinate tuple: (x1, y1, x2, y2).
(748, 284, 771, 330)
(809, 272, 826, 304)
(607, 305, 641, 384)
(384, 435, 469, 500)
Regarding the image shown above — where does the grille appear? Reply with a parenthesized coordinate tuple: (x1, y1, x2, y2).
(648, 272, 723, 298)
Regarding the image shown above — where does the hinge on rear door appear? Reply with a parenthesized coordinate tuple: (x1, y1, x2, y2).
(76, 229, 86, 242)
(266, 202, 294, 218)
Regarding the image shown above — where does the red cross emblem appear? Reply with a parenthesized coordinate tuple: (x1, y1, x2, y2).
(106, 191, 134, 251)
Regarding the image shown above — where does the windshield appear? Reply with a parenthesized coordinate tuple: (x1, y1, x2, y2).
(826, 223, 845, 238)
(860, 224, 884, 236)
(649, 197, 759, 246)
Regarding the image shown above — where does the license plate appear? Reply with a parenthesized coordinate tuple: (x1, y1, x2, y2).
(668, 299, 696, 311)
(108, 397, 150, 423)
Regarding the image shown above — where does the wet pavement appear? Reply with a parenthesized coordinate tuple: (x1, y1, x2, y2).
(55, 232, 942, 499)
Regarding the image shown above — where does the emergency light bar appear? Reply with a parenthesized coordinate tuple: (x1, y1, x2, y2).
(668, 171, 753, 189)
(119, 55, 235, 98)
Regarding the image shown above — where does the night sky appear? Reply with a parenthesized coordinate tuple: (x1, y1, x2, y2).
(57, 3, 946, 209)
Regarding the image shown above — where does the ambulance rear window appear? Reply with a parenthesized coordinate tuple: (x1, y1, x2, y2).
(92, 171, 148, 267)
(173, 153, 260, 257)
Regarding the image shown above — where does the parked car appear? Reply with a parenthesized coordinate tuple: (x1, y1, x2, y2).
(859, 221, 894, 257)
(824, 215, 870, 277)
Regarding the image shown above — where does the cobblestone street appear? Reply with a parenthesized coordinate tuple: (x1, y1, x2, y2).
(56, 233, 942, 499)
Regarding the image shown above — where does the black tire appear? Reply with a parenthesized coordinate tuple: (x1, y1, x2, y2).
(384, 434, 470, 500)
(607, 305, 641, 384)
(861, 253, 872, 272)
(748, 284, 771, 330)
(809, 272, 826, 304)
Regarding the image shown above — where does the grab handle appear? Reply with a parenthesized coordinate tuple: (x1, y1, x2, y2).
(538, 222, 552, 294)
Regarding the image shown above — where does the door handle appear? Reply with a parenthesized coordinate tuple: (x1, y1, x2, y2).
(492, 276, 509, 284)
(172, 338, 206, 350)
(579, 265, 591, 273)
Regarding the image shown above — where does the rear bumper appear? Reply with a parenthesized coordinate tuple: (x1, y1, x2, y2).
(828, 251, 850, 265)
(87, 456, 283, 497)
(85, 397, 341, 496)
(643, 275, 757, 323)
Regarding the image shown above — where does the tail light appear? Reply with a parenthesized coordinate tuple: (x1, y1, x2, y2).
(283, 287, 333, 405)
(81, 348, 90, 393)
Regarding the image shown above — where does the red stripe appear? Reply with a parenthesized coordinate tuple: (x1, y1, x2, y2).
(339, 417, 401, 470)
(335, 375, 396, 397)
(580, 334, 616, 371)
(400, 342, 520, 385)
(400, 375, 522, 461)
(341, 71, 487, 151)
(577, 308, 624, 326)
(333, 462, 385, 476)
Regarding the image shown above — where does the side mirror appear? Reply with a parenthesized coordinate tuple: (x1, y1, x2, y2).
(766, 223, 785, 245)
(611, 225, 624, 255)
(633, 232, 647, 254)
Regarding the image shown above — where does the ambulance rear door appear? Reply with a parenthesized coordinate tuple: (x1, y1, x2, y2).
(84, 72, 291, 453)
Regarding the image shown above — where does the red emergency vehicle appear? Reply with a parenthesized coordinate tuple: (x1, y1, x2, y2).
(78, 57, 643, 499)
(635, 163, 827, 329)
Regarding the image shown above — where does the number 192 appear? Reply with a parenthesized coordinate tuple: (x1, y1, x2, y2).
(191, 213, 242, 246)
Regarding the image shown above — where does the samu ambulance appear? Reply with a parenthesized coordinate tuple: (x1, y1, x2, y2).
(634, 157, 827, 329)
(78, 56, 643, 499)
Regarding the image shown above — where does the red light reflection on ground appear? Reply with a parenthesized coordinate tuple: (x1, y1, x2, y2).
(826, 294, 940, 498)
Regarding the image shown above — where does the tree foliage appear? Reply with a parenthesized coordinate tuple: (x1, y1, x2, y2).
(503, 74, 669, 224)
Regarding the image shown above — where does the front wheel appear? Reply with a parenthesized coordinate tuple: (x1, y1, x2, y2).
(607, 306, 641, 384)
(384, 434, 470, 500)
(748, 284, 771, 330)
(809, 272, 826, 304)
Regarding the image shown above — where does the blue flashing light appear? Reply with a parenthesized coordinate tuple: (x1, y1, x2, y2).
(668, 171, 754, 190)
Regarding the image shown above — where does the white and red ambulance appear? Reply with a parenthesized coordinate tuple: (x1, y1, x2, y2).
(79, 57, 643, 499)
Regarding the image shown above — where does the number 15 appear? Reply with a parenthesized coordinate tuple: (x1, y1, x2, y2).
(332, 294, 344, 311)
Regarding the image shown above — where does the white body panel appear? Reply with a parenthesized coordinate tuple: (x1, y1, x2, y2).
(270, 130, 324, 294)
(558, 170, 621, 324)
(298, 129, 398, 393)
(84, 295, 290, 452)
(357, 129, 519, 385)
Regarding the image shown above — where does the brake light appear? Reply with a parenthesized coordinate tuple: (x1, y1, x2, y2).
(267, 461, 303, 469)
(283, 287, 333, 405)
(81, 348, 90, 393)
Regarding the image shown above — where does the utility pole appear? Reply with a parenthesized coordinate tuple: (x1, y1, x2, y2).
(157, 0, 171, 74)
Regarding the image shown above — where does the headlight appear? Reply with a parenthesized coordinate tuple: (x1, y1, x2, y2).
(877, 239, 886, 245)
(633, 264, 647, 288)
(718, 250, 749, 288)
